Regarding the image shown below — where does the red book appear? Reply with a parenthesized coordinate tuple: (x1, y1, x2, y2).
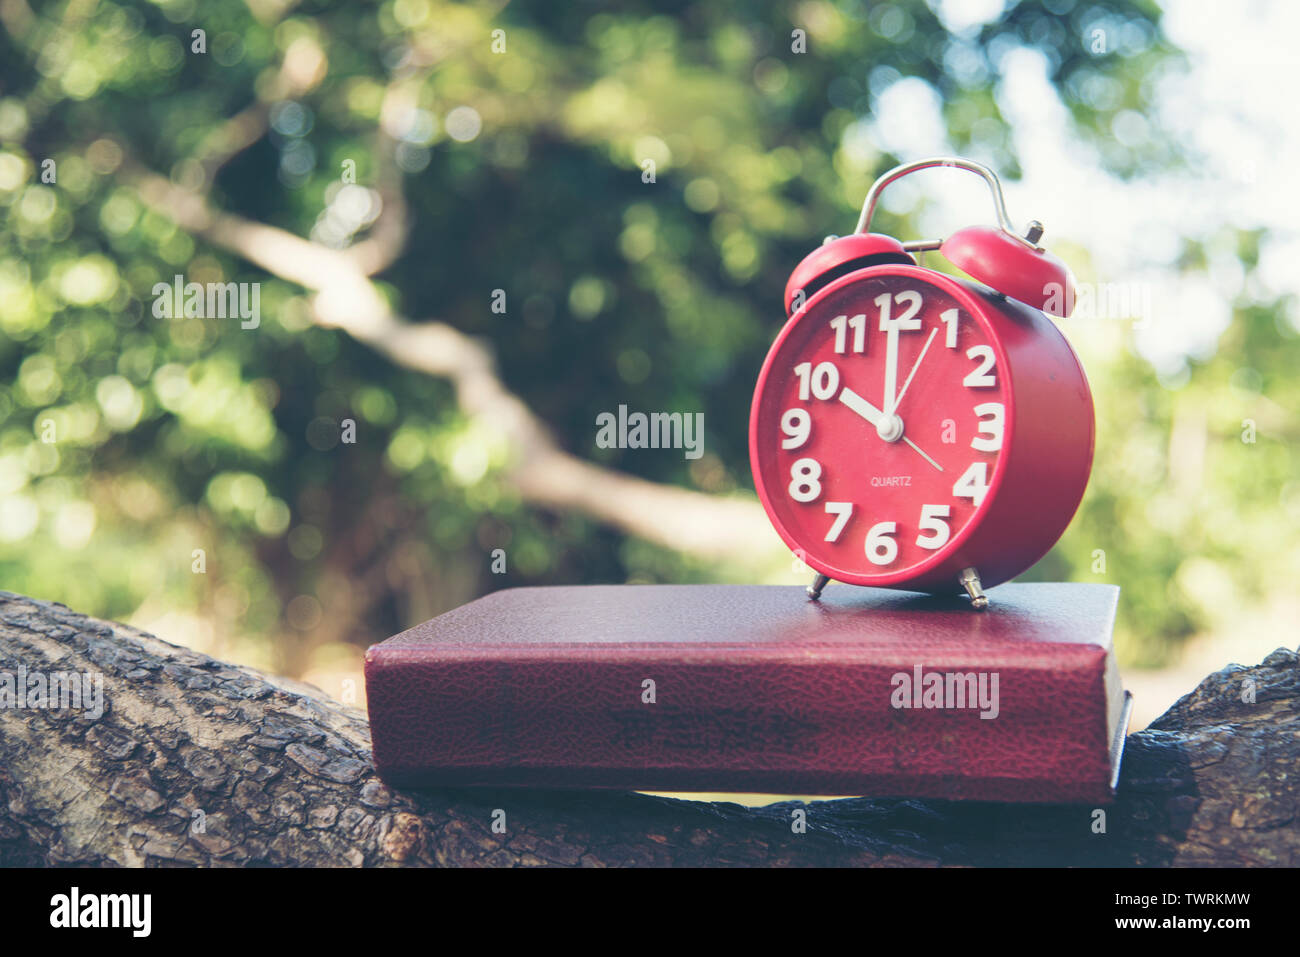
(364, 583, 1130, 803)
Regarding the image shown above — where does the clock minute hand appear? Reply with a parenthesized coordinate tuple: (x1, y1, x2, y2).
(882, 320, 901, 418)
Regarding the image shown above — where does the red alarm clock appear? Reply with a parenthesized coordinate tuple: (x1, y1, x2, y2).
(749, 158, 1093, 608)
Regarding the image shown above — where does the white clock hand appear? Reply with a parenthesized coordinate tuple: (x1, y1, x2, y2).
(883, 320, 900, 418)
(838, 386, 885, 427)
(902, 436, 943, 471)
(890, 327, 937, 416)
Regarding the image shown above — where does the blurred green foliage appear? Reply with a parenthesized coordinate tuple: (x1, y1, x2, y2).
(0, 0, 1293, 671)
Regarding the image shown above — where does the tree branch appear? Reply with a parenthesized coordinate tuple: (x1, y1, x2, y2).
(124, 168, 781, 565)
(191, 35, 328, 186)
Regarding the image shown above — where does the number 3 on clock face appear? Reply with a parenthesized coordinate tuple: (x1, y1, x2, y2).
(750, 272, 1011, 587)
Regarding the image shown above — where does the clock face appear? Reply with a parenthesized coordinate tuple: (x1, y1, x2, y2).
(750, 268, 1011, 586)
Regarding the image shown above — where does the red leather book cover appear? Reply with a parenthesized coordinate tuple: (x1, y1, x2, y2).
(365, 583, 1128, 803)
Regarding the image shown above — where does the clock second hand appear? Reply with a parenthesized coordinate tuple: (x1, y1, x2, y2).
(838, 387, 944, 471)
(889, 327, 938, 417)
(902, 435, 943, 472)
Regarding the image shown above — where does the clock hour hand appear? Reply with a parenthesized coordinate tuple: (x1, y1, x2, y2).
(840, 385, 903, 443)
(838, 386, 885, 427)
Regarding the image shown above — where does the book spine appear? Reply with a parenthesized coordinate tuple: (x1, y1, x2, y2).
(365, 651, 1114, 802)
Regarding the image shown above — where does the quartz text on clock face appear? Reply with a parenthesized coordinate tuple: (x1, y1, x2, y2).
(755, 273, 1009, 582)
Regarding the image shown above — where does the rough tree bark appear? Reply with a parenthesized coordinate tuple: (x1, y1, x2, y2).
(0, 589, 1295, 867)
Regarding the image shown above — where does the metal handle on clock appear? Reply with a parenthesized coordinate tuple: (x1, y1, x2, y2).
(854, 156, 1042, 252)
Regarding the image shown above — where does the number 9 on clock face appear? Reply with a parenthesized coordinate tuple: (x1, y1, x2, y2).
(749, 272, 1010, 587)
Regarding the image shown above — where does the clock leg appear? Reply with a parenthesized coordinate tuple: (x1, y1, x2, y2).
(958, 567, 989, 610)
(807, 574, 831, 600)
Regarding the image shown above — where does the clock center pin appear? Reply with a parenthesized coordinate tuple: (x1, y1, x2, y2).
(875, 414, 904, 443)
